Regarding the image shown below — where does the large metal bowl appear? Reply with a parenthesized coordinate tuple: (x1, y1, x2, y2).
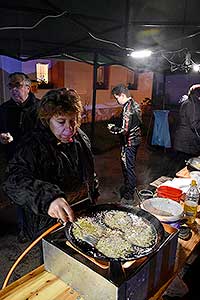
(141, 197, 184, 223)
(186, 156, 200, 171)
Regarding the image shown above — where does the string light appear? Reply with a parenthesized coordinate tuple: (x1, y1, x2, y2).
(193, 64, 200, 72)
(160, 49, 200, 73)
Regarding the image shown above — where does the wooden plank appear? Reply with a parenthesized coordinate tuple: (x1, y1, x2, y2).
(0, 266, 83, 300)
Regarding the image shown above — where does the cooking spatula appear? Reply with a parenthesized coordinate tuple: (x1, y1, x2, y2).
(73, 222, 98, 247)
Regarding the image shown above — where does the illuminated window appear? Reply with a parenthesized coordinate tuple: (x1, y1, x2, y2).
(36, 63, 49, 83)
(96, 66, 109, 89)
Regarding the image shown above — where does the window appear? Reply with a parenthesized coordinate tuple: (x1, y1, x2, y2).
(96, 66, 109, 89)
(36, 63, 49, 84)
(127, 69, 138, 90)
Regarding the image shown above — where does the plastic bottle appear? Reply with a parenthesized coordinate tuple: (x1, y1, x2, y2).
(184, 179, 199, 225)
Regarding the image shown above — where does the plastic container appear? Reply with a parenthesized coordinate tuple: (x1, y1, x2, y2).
(156, 185, 183, 202)
(184, 179, 199, 225)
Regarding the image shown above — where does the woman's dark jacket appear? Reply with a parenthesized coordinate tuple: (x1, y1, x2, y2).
(2, 124, 99, 238)
(174, 96, 200, 155)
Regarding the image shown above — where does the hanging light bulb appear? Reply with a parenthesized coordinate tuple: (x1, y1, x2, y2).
(129, 49, 152, 58)
(193, 64, 200, 72)
(185, 52, 191, 66)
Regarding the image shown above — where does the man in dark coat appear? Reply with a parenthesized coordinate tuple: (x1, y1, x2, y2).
(2, 88, 99, 240)
(173, 84, 200, 173)
(0, 72, 39, 160)
(0, 72, 39, 242)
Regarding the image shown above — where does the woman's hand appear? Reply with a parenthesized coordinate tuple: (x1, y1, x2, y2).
(48, 197, 74, 223)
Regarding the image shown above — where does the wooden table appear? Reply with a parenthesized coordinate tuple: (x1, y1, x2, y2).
(0, 209, 199, 300)
(82, 103, 120, 123)
(150, 205, 200, 300)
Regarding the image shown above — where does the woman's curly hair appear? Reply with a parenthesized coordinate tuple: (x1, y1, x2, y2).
(38, 88, 83, 127)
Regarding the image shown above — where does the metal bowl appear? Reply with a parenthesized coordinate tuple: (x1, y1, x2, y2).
(141, 197, 184, 223)
(186, 157, 200, 171)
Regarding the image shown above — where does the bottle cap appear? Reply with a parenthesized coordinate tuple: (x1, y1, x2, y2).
(179, 225, 192, 240)
(191, 179, 197, 186)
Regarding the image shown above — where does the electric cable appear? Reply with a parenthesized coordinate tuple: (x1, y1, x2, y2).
(0, 11, 68, 31)
(1, 222, 61, 289)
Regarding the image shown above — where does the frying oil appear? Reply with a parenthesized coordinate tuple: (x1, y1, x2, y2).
(184, 201, 198, 225)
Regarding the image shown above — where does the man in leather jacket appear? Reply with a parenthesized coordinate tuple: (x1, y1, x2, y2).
(108, 84, 142, 206)
(0, 72, 39, 242)
(2, 88, 99, 240)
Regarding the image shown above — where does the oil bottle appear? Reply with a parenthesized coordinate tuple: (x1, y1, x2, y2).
(184, 179, 199, 225)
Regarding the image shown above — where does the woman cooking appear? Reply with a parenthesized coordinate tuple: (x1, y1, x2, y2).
(2, 88, 99, 240)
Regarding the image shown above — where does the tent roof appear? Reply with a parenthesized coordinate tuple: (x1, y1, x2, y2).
(1, 0, 200, 72)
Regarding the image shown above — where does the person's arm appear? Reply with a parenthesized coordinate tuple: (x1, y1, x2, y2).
(127, 102, 142, 139)
(2, 140, 74, 222)
(188, 101, 200, 138)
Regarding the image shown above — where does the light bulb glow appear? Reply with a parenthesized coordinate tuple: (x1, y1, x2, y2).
(130, 49, 152, 58)
(193, 64, 200, 72)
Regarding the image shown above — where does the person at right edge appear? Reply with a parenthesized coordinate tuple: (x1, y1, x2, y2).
(173, 84, 200, 174)
(108, 83, 142, 206)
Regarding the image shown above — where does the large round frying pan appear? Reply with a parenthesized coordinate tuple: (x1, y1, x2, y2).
(64, 203, 164, 262)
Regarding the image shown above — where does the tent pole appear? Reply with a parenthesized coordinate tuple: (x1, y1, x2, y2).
(91, 52, 98, 151)
(162, 71, 166, 109)
(124, 0, 131, 47)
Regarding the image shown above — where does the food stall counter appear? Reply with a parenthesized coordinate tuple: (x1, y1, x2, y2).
(0, 209, 199, 300)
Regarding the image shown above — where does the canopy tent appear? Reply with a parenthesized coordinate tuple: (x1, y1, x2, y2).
(1, 0, 200, 71)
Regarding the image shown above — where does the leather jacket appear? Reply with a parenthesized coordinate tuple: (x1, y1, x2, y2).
(109, 98, 142, 146)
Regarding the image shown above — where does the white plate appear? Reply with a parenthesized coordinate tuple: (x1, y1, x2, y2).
(141, 197, 184, 222)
